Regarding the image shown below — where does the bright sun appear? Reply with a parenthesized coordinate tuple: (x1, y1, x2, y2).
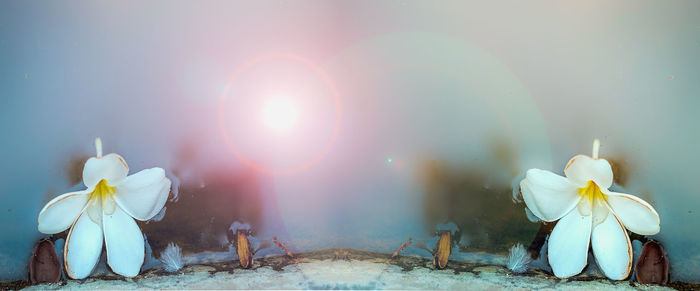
(261, 97, 299, 132)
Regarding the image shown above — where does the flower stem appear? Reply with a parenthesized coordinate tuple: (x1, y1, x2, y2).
(95, 137, 103, 158)
(592, 139, 600, 159)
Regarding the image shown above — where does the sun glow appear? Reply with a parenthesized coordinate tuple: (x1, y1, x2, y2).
(261, 97, 299, 132)
(218, 53, 342, 175)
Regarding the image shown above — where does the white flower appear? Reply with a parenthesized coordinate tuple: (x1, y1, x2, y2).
(37, 138, 171, 279)
(520, 139, 660, 280)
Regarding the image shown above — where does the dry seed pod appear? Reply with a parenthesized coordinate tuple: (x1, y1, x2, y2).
(29, 239, 61, 284)
(236, 230, 254, 269)
(433, 230, 451, 269)
(635, 240, 669, 285)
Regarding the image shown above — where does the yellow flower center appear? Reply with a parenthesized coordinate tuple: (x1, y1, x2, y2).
(578, 180, 606, 203)
(577, 180, 611, 223)
(89, 179, 115, 201)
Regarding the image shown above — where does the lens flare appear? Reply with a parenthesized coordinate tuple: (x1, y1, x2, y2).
(218, 53, 342, 175)
(261, 97, 299, 132)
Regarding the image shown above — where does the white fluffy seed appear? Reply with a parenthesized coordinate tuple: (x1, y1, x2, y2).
(507, 243, 532, 274)
(159, 242, 184, 273)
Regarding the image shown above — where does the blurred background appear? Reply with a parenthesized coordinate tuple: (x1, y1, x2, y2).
(1, 0, 699, 282)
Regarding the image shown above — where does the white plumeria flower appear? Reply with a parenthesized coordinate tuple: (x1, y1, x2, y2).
(520, 139, 660, 280)
(37, 138, 171, 279)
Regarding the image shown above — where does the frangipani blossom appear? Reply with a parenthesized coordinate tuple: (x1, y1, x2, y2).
(37, 138, 171, 279)
(520, 139, 660, 280)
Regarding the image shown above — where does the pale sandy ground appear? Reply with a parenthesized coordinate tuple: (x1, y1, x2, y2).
(23, 260, 672, 290)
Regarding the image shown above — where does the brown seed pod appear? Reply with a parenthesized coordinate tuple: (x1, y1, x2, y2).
(29, 239, 61, 284)
(236, 230, 254, 269)
(635, 240, 669, 285)
(433, 230, 451, 269)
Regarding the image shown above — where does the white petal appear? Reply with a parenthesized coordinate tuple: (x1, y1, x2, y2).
(103, 206, 145, 277)
(83, 153, 129, 188)
(520, 169, 580, 222)
(591, 198, 609, 227)
(548, 202, 592, 278)
(564, 155, 613, 188)
(604, 190, 660, 235)
(591, 208, 632, 280)
(86, 196, 103, 225)
(577, 195, 592, 216)
(102, 195, 117, 216)
(38, 190, 89, 234)
(114, 168, 171, 221)
(64, 211, 103, 279)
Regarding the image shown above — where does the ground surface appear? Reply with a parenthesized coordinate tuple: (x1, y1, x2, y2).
(7, 249, 694, 290)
